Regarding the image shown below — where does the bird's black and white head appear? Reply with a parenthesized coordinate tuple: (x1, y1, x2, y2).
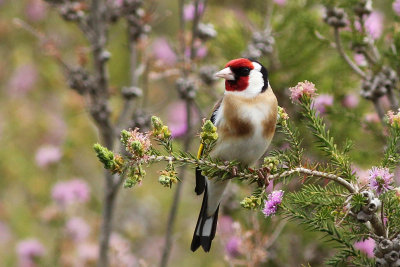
(214, 58, 269, 97)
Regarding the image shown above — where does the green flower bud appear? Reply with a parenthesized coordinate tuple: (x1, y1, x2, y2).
(120, 130, 131, 146)
(240, 195, 262, 209)
(277, 106, 289, 125)
(200, 120, 218, 144)
(151, 116, 163, 131)
(263, 157, 280, 173)
(158, 170, 178, 188)
(131, 140, 144, 157)
(93, 143, 115, 170)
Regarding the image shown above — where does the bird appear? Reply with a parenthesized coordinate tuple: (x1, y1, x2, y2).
(191, 58, 278, 252)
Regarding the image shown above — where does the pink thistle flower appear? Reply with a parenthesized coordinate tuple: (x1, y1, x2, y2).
(152, 38, 177, 66)
(394, 0, 400, 16)
(16, 239, 45, 267)
(364, 12, 383, 40)
(368, 167, 393, 195)
(8, 64, 38, 97)
(35, 145, 62, 168)
(225, 237, 241, 258)
(354, 53, 367, 67)
(289, 81, 317, 103)
(312, 94, 333, 114)
(274, 0, 286, 6)
(262, 190, 284, 217)
(65, 217, 90, 242)
(183, 2, 204, 21)
(51, 179, 90, 207)
(342, 93, 359, 109)
(354, 238, 375, 258)
(25, 0, 47, 22)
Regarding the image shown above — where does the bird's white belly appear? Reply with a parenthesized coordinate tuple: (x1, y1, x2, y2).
(211, 104, 272, 166)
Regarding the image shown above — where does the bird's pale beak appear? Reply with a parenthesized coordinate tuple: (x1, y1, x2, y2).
(214, 67, 235, 80)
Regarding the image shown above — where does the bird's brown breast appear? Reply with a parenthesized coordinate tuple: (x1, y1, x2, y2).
(220, 88, 278, 140)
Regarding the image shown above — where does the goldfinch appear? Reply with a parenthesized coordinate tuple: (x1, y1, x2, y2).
(191, 58, 278, 252)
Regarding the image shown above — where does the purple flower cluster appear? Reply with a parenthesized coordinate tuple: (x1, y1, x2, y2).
(262, 190, 284, 217)
(354, 238, 375, 258)
(16, 239, 45, 267)
(51, 179, 90, 207)
(225, 236, 241, 258)
(394, 0, 400, 16)
(368, 167, 394, 195)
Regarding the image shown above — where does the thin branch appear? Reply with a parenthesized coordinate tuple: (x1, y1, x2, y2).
(333, 27, 367, 79)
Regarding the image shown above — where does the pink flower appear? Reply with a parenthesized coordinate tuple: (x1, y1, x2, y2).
(312, 94, 333, 114)
(218, 215, 234, 235)
(364, 12, 383, 40)
(51, 179, 90, 207)
(25, 0, 47, 21)
(183, 2, 204, 21)
(274, 0, 286, 5)
(387, 109, 400, 128)
(354, 53, 367, 67)
(368, 167, 394, 195)
(225, 237, 241, 258)
(354, 238, 375, 258)
(393, 0, 400, 16)
(109, 233, 138, 267)
(342, 93, 359, 109)
(65, 217, 90, 242)
(364, 113, 380, 123)
(184, 45, 208, 59)
(262, 190, 284, 217)
(152, 38, 177, 66)
(77, 243, 98, 262)
(353, 165, 370, 186)
(35, 145, 62, 168)
(289, 81, 317, 103)
(16, 239, 45, 267)
(8, 64, 38, 96)
(167, 101, 198, 138)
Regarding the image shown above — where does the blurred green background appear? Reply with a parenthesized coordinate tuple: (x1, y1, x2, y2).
(0, 0, 398, 266)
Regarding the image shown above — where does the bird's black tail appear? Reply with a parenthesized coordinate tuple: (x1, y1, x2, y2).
(191, 184, 220, 252)
(195, 167, 206, 195)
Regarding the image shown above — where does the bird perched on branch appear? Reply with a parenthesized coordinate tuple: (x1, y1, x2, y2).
(191, 58, 278, 252)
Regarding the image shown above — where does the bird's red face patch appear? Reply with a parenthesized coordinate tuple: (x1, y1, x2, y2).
(224, 58, 254, 92)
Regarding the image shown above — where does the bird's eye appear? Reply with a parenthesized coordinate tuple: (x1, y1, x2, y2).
(239, 67, 250, 76)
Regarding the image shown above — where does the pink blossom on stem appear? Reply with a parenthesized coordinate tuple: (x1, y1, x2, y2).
(289, 81, 317, 103)
(167, 101, 198, 138)
(274, 0, 286, 6)
(368, 167, 393, 195)
(394, 0, 400, 16)
(8, 64, 38, 97)
(342, 93, 359, 109)
(16, 239, 45, 267)
(183, 2, 204, 21)
(354, 238, 375, 258)
(25, 0, 47, 21)
(262, 190, 284, 217)
(35, 145, 62, 168)
(65, 217, 90, 242)
(225, 237, 241, 258)
(152, 38, 177, 66)
(312, 94, 333, 114)
(51, 179, 90, 207)
(364, 12, 383, 40)
(354, 53, 367, 67)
